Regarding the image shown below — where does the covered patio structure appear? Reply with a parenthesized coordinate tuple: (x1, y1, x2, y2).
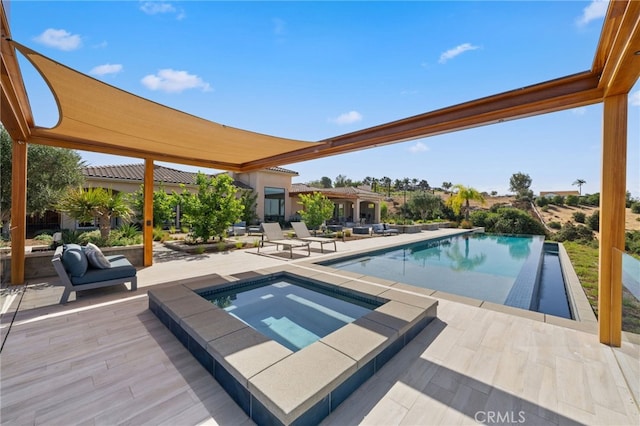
(290, 184, 384, 226)
(1, 0, 639, 346)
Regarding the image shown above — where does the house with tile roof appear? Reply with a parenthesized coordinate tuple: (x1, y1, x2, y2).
(49, 164, 298, 233)
(289, 183, 384, 225)
(28, 163, 384, 234)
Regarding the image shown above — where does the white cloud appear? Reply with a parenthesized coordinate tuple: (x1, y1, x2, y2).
(630, 90, 640, 107)
(139, 1, 185, 19)
(408, 141, 429, 153)
(141, 69, 212, 93)
(576, 0, 609, 26)
(329, 111, 363, 125)
(438, 43, 479, 64)
(34, 28, 82, 51)
(571, 107, 587, 116)
(140, 1, 174, 14)
(90, 64, 123, 76)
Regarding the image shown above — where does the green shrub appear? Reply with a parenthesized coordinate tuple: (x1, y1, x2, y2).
(553, 222, 594, 243)
(540, 205, 550, 212)
(235, 241, 244, 249)
(216, 241, 227, 252)
(153, 227, 169, 242)
(469, 210, 491, 228)
(490, 208, 547, 235)
(116, 223, 140, 239)
(536, 197, 549, 207)
(548, 221, 562, 230)
(253, 239, 261, 247)
(61, 229, 83, 244)
(460, 219, 473, 229)
(586, 210, 600, 232)
(566, 195, 579, 207)
(33, 233, 53, 244)
(78, 230, 107, 246)
(625, 231, 640, 256)
(552, 195, 565, 206)
(631, 203, 640, 214)
(582, 193, 600, 206)
(194, 245, 205, 254)
(572, 211, 586, 223)
(344, 229, 352, 237)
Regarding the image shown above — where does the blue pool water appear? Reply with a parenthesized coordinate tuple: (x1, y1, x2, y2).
(204, 280, 377, 351)
(324, 233, 570, 317)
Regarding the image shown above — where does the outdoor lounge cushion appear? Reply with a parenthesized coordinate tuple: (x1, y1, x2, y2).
(70, 255, 136, 286)
(61, 244, 88, 277)
(84, 242, 111, 269)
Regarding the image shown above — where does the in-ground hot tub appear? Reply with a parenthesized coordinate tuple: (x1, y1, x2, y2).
(148, 271, 438, 425)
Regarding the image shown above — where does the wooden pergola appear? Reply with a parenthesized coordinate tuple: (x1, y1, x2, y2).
(1, 1, 638, 346)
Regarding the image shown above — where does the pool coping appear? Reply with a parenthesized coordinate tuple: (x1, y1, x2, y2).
(148, 270, 437, 425)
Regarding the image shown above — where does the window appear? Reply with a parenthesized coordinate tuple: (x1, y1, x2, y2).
(264, 187, 285, 223)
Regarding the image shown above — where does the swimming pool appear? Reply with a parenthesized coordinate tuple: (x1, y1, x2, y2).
(322, 233, 570, 316)
(203, 279, 378, 351)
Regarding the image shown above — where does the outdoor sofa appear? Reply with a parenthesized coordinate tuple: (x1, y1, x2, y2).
(52, 243, 137, 304)
(372, 223, 399, 236)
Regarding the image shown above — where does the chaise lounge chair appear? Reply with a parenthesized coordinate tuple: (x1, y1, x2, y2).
(290, 222, 337, 253)
(259, 222, 311, 258)
(372, 223, 399, 236)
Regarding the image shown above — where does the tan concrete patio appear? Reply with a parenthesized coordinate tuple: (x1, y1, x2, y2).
(1, 230, 638, 425)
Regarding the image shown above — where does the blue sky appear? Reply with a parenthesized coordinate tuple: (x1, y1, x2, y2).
(6, 0, 639, 197)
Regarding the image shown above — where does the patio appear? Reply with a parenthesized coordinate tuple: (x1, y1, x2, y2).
(1, 230, 638, 425)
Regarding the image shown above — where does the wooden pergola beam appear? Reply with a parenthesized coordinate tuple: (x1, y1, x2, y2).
(242, 72, 603, 171)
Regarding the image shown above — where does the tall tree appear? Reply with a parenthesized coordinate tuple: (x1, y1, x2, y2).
(573, 178, 586, 195)
(1, 124, 84, 231)
(129, 184, 177, 228)
(442, 182, 452, 193)
(447, 184, 485, 221)
(320, 176, 332, 188)
(297, 192, 334, 234)
(178, 173, 243, 242)
(334, 174, 349, 188)
(408, 191, 443, 221)
(509, 172, 532, 198)
(57, 187, 132, 239)
(381, 176, 392, 197)
(418, 179, 430, 191)
(238, 189, 259, 225)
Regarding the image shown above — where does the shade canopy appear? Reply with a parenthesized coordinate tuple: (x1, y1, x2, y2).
(10, 41, 318, 172)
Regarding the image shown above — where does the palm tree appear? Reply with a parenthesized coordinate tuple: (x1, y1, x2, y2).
(573, 179, 586, 195)
(381, 176, 392, 197)
(57, 187, 132, 239)
(447, 184, 485, 221)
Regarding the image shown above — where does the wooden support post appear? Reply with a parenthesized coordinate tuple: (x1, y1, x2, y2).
(143, 159, 154, 267)
(598, 94, 627, 347)
(10, 140, 27, 285)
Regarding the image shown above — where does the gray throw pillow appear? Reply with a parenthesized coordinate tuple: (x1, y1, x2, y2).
(84, 243, 112, 269)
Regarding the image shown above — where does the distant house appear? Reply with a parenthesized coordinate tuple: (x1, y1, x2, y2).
(289, 184, 384, 225)
(539, 190, 580, 198)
